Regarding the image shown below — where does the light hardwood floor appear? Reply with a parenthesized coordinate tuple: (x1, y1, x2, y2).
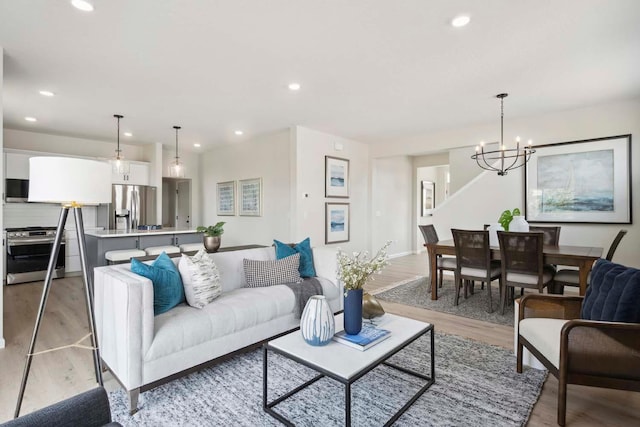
(0, 253, 638, 425)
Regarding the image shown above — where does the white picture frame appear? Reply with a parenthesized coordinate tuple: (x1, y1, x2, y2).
(239, 178, 262, 216)
(325, 156, 349, 198)
(216, 181, 236, 216)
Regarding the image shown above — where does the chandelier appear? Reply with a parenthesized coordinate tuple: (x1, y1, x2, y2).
(471, 93, 535, 176)
(169, 125, 185, 178)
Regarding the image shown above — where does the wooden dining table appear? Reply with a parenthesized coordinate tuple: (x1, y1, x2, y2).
(426, 240, 603, 300)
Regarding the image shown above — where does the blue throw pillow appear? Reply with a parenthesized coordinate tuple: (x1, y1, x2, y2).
(131, 252, 185, 315)
(274, 238, 316, 278)
(581, 259, 640, 323)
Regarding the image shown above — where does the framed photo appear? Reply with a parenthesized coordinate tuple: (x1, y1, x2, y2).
(216, 181, 236, 216)
(525, 135, 631, 224)
(239, 178, 262, 216)
(421, 180, 435, 216)
(325, 202, 350, 244)
(325, 156, 349, 198)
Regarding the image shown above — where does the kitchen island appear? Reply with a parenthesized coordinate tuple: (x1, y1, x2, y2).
(85, 228, 204, 270)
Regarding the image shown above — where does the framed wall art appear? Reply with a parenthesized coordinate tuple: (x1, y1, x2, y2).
(525, 135, 631, 224)
(325, 202, 350, 244)
(239, 177, 262, 216)
(325, 156, 349, 198)
(216, 181, 236, 216)
(421, 180, 435, 216)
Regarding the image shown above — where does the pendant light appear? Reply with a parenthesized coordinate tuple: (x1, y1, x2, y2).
(169, 125, 185, 178)
(112, 114, 130, 175)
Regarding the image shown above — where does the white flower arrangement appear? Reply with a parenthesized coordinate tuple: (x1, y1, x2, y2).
(337, 241, 392, 295)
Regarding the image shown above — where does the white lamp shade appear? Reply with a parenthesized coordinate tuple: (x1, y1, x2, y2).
(28, 157, 111, 204)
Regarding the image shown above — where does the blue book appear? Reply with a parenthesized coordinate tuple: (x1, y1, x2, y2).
(332, 323, 391, 351)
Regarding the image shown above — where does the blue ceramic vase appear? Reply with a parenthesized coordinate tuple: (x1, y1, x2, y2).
(344, 288, 363, 335)
(300, 295, 335, 346)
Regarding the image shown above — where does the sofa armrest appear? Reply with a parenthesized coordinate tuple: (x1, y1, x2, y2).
(312, 247, 342, 307)
(94, 265, 155, 390)
(2, 387, 118, 427)
(519, 294, 584, 322)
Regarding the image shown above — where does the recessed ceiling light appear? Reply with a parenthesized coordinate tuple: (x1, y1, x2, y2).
(71, 0, 94, 12)
(193, 143, 201, 148)
(25, 117, 37, 122)
(123, 132, 132, 137)
(234, 130, 244, 135)
(288, 82, 301, 91)
(39, 90, 55, 97)
(451, 15, 470, 27)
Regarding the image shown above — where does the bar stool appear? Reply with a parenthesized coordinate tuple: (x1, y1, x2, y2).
(105, 249, 147, 265)
(179, 243, 205, 253)
(144, 246, 180, 256)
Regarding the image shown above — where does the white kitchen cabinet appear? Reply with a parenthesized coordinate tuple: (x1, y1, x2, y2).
(5, 152, 32, 179)
(111, 161, 150, 186)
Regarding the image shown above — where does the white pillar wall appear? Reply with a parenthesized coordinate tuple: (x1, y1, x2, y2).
(1, 46, 5, 348)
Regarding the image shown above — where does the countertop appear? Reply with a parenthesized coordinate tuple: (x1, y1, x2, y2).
(84, 228, 203, 238)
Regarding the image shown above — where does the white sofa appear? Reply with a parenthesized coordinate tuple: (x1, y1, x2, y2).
(93, 246, 341, 413)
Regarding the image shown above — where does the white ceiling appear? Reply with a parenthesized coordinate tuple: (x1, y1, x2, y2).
(1, 0, 639, 151)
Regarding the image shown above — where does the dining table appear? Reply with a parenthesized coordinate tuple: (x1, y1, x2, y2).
(425, 240, 603, 300)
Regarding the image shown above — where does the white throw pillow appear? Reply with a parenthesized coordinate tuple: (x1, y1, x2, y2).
(179, 249, 222, 308)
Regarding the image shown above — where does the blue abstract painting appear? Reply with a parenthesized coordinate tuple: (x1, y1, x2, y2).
(330, 165, 345, 187)
(330, 210, 345, 232)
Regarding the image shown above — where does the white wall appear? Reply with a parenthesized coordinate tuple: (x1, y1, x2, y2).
(3, 128, 145, 160)
(292, 126, 371, 253)
(162, 148, 201, 228)
(200, 130, 291, 246)
(1, 47, 5, 347)
(372, 156, 413, 257)
(143, 142, 164, 222)
(386, 98, 640, 268)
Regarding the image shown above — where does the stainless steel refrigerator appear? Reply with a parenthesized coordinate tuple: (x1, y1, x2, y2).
(106, 185, 157, 231)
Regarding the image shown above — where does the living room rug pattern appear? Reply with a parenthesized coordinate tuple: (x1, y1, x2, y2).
(374, 277, 514, 327)
(108, 332, 545, 426)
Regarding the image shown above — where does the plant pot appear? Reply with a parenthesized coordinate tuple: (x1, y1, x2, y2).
(344, 289, 363, 335)
(300, 295, 335, 346)
(203, 235, 221, 253)
(510, 216, 530, 232)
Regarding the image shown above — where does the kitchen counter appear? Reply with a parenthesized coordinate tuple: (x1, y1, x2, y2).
(85, 228, 202, 238)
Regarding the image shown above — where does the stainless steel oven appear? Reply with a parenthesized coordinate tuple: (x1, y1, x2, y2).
(5, 227, 65, 284)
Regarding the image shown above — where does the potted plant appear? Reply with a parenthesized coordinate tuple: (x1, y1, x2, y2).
(498, 208, 529, 232)
(196, 222, 225, 253)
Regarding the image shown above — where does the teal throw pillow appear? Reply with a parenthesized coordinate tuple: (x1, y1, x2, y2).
(131, 252, 185, 315)
(274, 238, 316, 278)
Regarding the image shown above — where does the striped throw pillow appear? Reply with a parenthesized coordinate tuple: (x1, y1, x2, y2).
(178, 250, 222, 309)
(243, 253, 302, 288)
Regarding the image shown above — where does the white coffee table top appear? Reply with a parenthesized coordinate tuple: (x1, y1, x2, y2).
(267, 313, 431, 381)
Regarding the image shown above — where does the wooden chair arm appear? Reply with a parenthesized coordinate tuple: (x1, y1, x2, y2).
(519, 294, 584, 322)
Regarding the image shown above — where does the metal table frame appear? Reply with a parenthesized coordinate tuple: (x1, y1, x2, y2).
(263, 325, 435, 426)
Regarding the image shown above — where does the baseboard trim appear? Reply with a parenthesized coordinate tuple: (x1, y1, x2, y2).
(389, 251, 412, 259)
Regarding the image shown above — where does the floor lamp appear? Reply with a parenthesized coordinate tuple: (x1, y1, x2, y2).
(14, 157, 112, 418)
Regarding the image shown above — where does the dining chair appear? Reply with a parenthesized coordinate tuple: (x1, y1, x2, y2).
(552, 229, 628, 294)
(419, 225, 457, 290)
(451, 229, 501, 313)
(497, 231, 556, 315)
(528, 226, 561, 246)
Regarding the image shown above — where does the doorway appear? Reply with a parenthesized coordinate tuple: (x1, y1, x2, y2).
(162, 178, 192, 228)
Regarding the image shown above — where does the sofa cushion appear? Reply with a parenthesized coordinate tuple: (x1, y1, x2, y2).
(131, 252, 185, 315)
(146, 285, 297, 361)
(274, 238, 316, 278)
(582, 259, 640, 323)
(243, 253, 302, 287)
(519, 318, 570, 368)
(179, 250, 222, 309)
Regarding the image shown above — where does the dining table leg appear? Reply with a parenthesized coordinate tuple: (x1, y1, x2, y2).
(577, 260, 591, 296)
(427, 244, 438, 300)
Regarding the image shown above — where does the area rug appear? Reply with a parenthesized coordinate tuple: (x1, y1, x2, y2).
(374, 277, 514, 327)
(108, 332, 545, 426)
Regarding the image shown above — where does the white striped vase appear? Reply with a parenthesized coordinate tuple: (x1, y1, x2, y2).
(300, 295, 335, 346)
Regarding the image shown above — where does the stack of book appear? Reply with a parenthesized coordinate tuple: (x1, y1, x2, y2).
(332, 323, 391, 351)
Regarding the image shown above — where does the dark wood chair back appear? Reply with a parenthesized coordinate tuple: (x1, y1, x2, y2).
(451, 229, 490, 270)
(418, 224, 439, 245)
(498, 231, 544, 279)
(528, 226, 561, 246)
(605, 229, 627, 261)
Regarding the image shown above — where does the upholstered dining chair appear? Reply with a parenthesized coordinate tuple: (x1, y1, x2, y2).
(451, 229, 501, 312)
(419, 225, 457, 291)
(552, 229, 627, 294)
(529, 225, 561, 246)
(497, 231, 556, 315)
(517, 259, 640, 426)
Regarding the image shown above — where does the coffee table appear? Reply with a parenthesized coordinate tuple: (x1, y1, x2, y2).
(263, 313, 435, 426)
